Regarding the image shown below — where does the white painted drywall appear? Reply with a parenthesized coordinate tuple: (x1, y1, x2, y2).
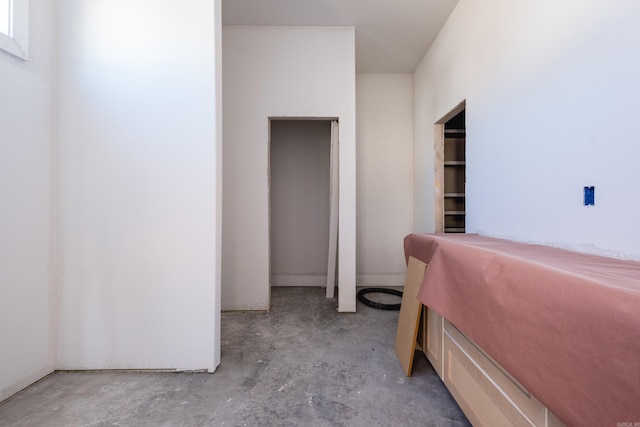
(0, 0, 56, 401)
(214, 0, 223, 373)
(414, 0, 640, 259)
(56, 0, 221, 370)
(222, 27, 357, 311)
(356, 74, 414, 286)
(270, 120, 331, 287)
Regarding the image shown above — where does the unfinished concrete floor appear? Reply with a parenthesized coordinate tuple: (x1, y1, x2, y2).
(0, 287, 470, 426)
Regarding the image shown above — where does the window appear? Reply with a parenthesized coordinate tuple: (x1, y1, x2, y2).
(0, 0, 9, 36)
(0, 0, 29, 60)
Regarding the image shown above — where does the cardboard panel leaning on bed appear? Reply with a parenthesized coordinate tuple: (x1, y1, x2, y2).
(404, 233, 640, 427)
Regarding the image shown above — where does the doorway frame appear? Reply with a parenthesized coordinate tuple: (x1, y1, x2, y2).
(268, 116, 339, 307)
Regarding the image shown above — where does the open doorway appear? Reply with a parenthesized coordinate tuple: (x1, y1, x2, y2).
(269, 119, 335, 300)
(435, 102, 466, 233)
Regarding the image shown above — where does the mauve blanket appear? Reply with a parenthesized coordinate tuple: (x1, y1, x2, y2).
(404, 233, 640, 427)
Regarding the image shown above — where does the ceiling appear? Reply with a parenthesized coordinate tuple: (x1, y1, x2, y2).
(221, 0, 459, 73)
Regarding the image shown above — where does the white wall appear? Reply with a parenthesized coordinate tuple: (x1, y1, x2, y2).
(0, 1, 57, 401)
(213, 0, 223, 374)
(270, 120, 331, 286)
(222, 27, 357, 311)
(414, 0, 640, 259)
(56, 0, 221, 370)
(356, 74, 414, 286)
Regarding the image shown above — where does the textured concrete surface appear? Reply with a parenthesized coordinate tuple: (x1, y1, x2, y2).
(0, 287, 470, 426)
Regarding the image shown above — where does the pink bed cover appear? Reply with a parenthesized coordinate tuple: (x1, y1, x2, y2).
(404, 233, 640, 427)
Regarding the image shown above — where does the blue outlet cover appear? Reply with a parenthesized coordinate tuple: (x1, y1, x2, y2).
(584, 186, 595, 206)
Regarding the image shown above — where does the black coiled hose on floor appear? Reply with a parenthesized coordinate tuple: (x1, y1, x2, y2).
(357, 288, 403, 310)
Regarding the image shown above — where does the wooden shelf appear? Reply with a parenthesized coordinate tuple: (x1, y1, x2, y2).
(444, 161, 465, 166)
(444, 227, 466, 233)
(445, 211, 466, 215)
(444, 129, 466, 135)
(444, 193, 465, 198)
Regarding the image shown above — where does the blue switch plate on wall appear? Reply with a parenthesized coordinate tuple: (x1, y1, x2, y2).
(584, 186, 595, 206)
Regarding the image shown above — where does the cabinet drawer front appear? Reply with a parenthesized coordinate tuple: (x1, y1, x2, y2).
(443, 321, 546, 427)
(425, 306, 443, 377)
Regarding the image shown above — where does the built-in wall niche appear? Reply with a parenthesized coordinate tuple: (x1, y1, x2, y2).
(435, 103, 466, 233)
(444, 110, 466, 233)
(269, 119, 333, 288)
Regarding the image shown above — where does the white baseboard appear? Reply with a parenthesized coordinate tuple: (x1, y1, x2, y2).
(271, 274, 327, 287)
(357, 273, 405, 287)
(270, 273, 406, 288)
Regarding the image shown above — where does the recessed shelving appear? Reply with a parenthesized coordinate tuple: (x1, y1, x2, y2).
(443, 109, 466, 233)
